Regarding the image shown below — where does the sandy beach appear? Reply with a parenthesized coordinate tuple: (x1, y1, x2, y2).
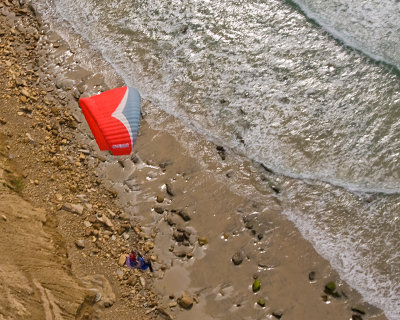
(0, 1, 389, 319)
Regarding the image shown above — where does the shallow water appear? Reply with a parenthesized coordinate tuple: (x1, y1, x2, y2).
(33, 0, 400, 318)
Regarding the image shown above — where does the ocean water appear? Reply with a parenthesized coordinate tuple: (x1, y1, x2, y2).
(33, 0, 400, 318)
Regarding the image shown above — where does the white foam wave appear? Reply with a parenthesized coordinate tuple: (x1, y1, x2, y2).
(283, 207, 400, 320)
(290, 0, 400, 71)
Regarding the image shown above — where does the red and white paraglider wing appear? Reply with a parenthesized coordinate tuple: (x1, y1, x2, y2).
(79, 86, 141, 155)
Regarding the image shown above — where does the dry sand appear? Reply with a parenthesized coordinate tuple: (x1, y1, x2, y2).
(0, 1, 389, 320)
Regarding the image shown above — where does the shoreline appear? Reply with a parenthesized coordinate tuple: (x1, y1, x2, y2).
(0, 1, 389, 320)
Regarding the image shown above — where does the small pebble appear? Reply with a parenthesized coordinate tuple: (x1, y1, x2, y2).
(272, 311, 283, 319)
(257, 299, 266, 307)
(154, 207, 164, 214)
(351, 308, 366, 315)
(140, 277, 146, 287)
(252, 279, 261, 292)
(118, 254, 126, 266)
(232, 251, 243, 265)
(178, 291, 194, 309)
(75, 239, 85, 249)
(198, 237, 208, 246)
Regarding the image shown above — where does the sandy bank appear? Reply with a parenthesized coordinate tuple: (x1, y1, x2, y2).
(0, 147, 95, 319)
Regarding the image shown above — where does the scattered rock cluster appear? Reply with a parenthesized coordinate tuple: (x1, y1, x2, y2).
(164, 209, 199, 259)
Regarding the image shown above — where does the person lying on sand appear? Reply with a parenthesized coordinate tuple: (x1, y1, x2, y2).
(126, 250, 153, 272)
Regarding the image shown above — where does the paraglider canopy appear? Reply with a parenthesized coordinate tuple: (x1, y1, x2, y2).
(79, 86, 141, 155)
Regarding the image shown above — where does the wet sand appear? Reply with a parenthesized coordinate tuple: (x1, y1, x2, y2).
(0, 1, 389, 319)
(122, 110, 387, 320)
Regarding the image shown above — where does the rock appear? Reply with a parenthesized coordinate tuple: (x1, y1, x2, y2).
(308, 271, 316, 282)
(133, 226, 141, 235)
(83, 220, 91, 228)
(73, 88, 80, 99)
(78, 149, 91, 155)
(173, 245, 191, 258)
(126, 275, 137, 286)
(145, 241, 155, 250)
(25, 133, 34, 144)
(75, 239, 85, 249)
(177, 210, 191, 221)
(352, 315, 363, 320)
(139, 277, 146, 288)
(271, 185, 280, 193)
(351, 308, 366, 315)
(55, 193, 63, 202)
(20, 88, 30, 97)
(173, 230, 185, 242)
(123, 233, 129, 240)
(61, 203, 84, 215)
(116, 223, 130, 235)
(119, 212, 131, 220)
(252, 279, 261, 292)
(272, 311, 283, 319)
(159, 161, 171, 170)
(156, 195, 164, 203)
(232, 251, 243, 265)
(77, 82, 87, 94)
(154, 207, 164, 214)
(243, 216, 254, 230)
(178, 291, 193, 309)
(97, 214, 114, 229)
(166, 183, 174, 196)
(257, 299, 266, 307)
(116, 268, 124, 278)
(55, 78, 73, 91)
(324, 281, 340, 297)
(118, 254, 127, 267)
(124, 179, 140, 191)
(84, 229, 92, 237)
(81, 274, 116, 308)
(198, 237, 208, 246)
(108, 188, 118, 198)
(166, 212, 185, 227)
(216, 145, 226, 160)
(157, 307, 174, 320)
